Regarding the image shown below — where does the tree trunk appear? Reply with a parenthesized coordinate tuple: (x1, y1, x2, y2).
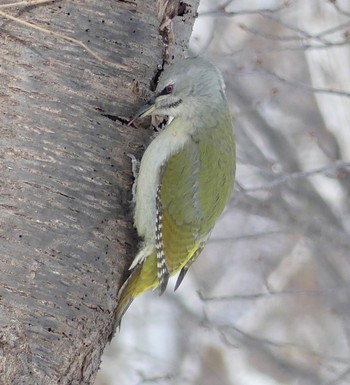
(0, 1, 198, 383)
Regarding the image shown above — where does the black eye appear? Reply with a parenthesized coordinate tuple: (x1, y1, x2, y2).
(160, 84, 174, 96)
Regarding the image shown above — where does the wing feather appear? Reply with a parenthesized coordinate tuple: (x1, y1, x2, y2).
(158, 113, 235, 285)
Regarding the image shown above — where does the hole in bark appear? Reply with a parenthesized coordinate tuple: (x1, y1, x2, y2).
(178, 2, 190, 16)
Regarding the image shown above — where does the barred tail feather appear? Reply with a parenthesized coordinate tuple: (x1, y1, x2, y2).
(110, 252, 159, 339)
(109, 265, 141, 340)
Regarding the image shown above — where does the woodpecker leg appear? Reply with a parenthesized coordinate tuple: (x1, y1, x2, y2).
(155, 185, 169, 295)
(126, 153, 139, 203)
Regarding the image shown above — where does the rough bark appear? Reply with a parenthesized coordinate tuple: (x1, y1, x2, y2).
(0, 1, 199, 384)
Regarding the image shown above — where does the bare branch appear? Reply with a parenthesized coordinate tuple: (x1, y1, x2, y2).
(200, 3, 287, 18)
(199, 285, 349, 302)
(204, 3, 350, 54)
(325, 366, 350, 385)
(259, 67, 350, 98)
(209, 229, 287, 244)
(331, 1, 350, 18)
(216, 323, 350, 366)
(238, 21, 350, 51)
(240, 161, 350, 192)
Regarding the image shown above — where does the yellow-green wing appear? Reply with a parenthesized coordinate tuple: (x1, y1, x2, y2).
(160, 137, 201, 274)
(196, 113, 236, 234)
(159, 113, 235, 277)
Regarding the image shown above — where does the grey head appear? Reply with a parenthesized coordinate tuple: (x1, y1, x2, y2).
(129, 57, 226, 124)
(154, 57, 226, 118)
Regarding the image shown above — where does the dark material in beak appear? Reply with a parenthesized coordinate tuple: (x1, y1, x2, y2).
(128, 97, 156, 126)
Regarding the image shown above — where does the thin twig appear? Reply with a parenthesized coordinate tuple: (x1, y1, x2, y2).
(238, 22, 301, 42)
(200, 4, 286, 18)
(331, 2, 350, 18)
(217, 323, 350, 365)
(209, 230, 286, 244)
(261, 67, 350, 98)
(242, 161, 350, 192)
(199, 286, 349, 302)
(325, 366, 350, 385)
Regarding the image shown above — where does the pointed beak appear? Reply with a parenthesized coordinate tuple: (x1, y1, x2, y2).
(128, 97, 156, 126)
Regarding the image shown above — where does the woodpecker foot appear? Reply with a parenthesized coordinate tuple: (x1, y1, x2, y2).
(126, 153, 139, 203)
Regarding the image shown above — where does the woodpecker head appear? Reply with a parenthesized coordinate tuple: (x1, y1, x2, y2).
(129, 57, 226, 124)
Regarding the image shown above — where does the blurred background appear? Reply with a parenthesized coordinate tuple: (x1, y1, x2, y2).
(97, 1, 350, 384)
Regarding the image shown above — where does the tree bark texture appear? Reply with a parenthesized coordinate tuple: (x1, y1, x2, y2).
(0, 1, 199, 384)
